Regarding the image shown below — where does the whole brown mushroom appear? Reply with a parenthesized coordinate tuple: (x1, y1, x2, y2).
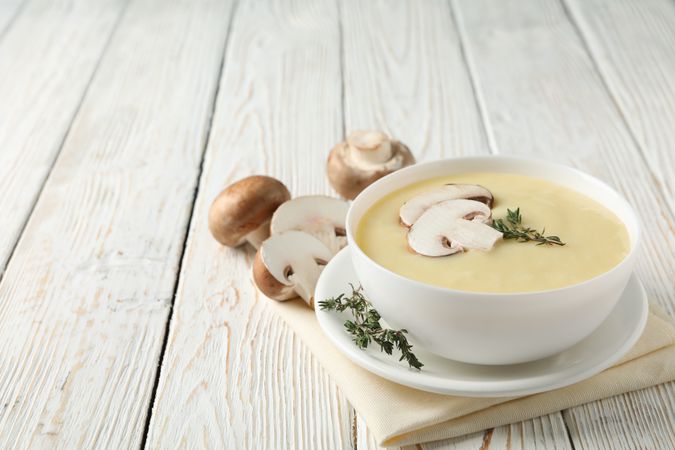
(327, 130, 415, 200)
(208, 175, 291, 249)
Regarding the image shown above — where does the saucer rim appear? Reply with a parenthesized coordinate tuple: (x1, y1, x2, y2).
(314, 247, 649, 397)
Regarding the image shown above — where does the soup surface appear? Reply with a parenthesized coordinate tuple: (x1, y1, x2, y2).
(356, 173, 630, 292)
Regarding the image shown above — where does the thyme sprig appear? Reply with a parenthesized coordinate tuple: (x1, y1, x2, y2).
(319, 285, 424, 370)
(492, 208, 565, 246)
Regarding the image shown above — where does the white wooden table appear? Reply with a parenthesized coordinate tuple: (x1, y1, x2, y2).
(0, 0, 673, 448)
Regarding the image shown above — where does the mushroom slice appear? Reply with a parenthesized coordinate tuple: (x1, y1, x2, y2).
(327, 130, 415, 200)
(399, 184, 494, 227)
(253, 230, 332, 307)
(270, 196, 349, 255)
(208, 175, 291, 248)
(408, 199, 502, 257)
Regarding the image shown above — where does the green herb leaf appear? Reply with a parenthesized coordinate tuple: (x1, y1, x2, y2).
(319, 285, 424, 370)
(491, 208, 566, 246)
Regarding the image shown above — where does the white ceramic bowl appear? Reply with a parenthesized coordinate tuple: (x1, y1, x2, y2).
(346, 156, 640, 365)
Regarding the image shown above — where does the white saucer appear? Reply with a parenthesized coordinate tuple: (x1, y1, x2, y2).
(315, 247, 648, 397)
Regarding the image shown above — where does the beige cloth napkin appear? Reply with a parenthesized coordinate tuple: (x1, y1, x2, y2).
(270, 300, 675, 447)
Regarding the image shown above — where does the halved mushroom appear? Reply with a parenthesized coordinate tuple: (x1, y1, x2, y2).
(208, 175, 291, 248)
(253, 230, 332, 307)
(399, 184, 494, 227)
(327, 130, 415, 200)
(407, 199, 502, 257)
(270, 195, 349, 254)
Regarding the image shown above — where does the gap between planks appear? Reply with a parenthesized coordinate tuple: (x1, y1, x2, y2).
(0, 0, 237, 447)
(559, 0, 675, 217)
(0, 0, 663, 447)
(0, 0, 132, 286)
(142, 0, 352, 448)
(335, 0, 360, 445)
(138, 1, 242, 447)
(448, 0, 499, 154)
(448, 0, 674, 448)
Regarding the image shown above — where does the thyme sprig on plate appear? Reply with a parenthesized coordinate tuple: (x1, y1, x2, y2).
(319, 285, 424, 370)
(492, 208, 565, 246)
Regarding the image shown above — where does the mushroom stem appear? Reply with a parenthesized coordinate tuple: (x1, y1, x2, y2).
(348, 131, 393, 167)
(244, 220, 271, 250)
(288, 271, 318, 308)
(351, 142, 393, 166)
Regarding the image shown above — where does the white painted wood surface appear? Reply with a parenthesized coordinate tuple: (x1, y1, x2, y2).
(0, 0, 24, 35)
(0, 0, 232, 447)
(340, 0, 488, 159)
(450, 1, 675, 449)
(452, 0, 674, 318)
(340, 1, 571, 447)
(564, 382, 675, 449)
(0, 0, 127, 276)
(145, 0, 353, 448)
(564, 0, 675, 206)
(0, 0, 672, 448)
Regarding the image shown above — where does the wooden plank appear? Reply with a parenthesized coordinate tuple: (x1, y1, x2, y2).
(486, 415, 573, 450)
(564, 382, 675, 450)
(452, 0, 675, 448)
(341, 1, 574, 448)
(340, 0, 488, 160)
(145, 0, 354, 448)
(563, 0, 675, 206)
(0, 0, 233, 447)
(0, 0, 24, 36)
(0, 0, 127, 278)
(452, 0, 674, 317)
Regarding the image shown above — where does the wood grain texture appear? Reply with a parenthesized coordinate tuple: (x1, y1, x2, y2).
(0, 0, 127, 278)
(0, 0, 671, 448)
(0, 0, 232, 447)
(452, 0, 675, 447)
(145, 0, 354, 448)
(340, 0, 488, 161)
(452, 0, 674, 318)
(341, 1, 577, 448)
(564, 0, 675, 207)
(564, 381, 675, 450)
(484, 415, 573, 450)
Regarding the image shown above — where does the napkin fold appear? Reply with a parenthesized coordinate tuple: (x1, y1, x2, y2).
(270, 300, 675, 447)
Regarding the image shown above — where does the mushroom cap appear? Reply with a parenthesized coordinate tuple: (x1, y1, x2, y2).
(252, 249, 295, 301)
(208, 175, 291, 247)
(407, 199, 502, 257)
(399, 184, 494, 227)
(327, 130, 415, 200)
(252, 230, 333, 306)
(270, 195, 349, 254)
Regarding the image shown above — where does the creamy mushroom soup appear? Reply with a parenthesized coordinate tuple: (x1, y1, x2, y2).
(356, 173, 630, 293)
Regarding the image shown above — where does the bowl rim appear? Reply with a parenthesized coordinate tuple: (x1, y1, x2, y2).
(345, 155, 641, 298)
